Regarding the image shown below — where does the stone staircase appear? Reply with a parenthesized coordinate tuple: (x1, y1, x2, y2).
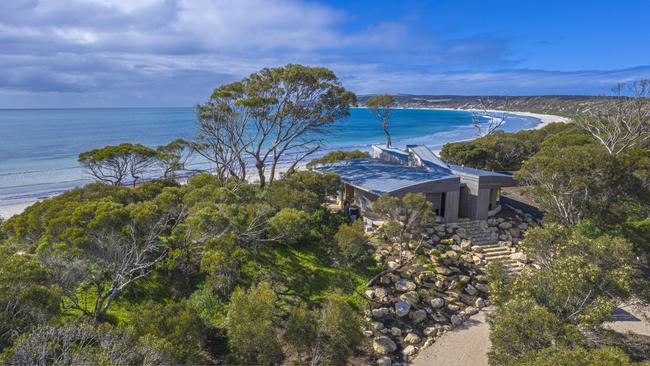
(478, 244, 525, 276)
(455, 220, 497, 245)
(455, 220, 525, 276)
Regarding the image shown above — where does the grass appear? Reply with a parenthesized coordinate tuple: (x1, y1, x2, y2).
(243, 240, 381, 311)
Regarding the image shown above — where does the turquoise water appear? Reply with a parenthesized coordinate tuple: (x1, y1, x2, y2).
(0, 107, 538, 203)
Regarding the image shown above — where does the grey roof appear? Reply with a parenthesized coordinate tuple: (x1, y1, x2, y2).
(314, 158, 456, 195)
(447, 164, 511, 177)
(407, 144, 511, 178)
(407, 145, 450, 170)
(373, 145, 410, 162)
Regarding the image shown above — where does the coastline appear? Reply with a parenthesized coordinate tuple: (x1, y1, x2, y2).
(0, 109, 569, 220)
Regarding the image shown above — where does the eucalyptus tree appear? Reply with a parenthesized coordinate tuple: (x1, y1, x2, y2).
(155, 139, 192, 179)
(366, 94, 395, 147)
(78, 143, 158, 186)
(195, 64, 357, 187)
(41, 188, 187, 322)
(574, 79, 650, 155)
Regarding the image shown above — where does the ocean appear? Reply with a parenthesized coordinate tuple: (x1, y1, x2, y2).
(0, 107, 539, 209)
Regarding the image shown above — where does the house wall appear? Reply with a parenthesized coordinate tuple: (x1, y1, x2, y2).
(425, 193, 442, 214)
(452, 171, 515, 221)
(342, 183, 461, 223)
(353, 187, 378, 211)
(476, 187, 492, 220)
(444, 190, 459, 222)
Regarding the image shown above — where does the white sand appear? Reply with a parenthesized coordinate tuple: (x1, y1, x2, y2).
(0, 198, 40, 220)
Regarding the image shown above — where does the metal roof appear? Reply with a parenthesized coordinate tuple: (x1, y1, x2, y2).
(313, 158, 456, 195)
(447, 164, 511, 177)
(373, 144, 410, 162)
(407, 144, 510, 178)
(407, 145, 450, 170)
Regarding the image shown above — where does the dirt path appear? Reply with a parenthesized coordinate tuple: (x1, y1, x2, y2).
(412, 308, 491, 366)
(412, 303, 650, 365)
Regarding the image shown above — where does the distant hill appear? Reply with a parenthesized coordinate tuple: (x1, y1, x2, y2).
(358, 95, 613, 117)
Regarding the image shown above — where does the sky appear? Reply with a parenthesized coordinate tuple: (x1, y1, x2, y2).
(0, 0, 649, 108)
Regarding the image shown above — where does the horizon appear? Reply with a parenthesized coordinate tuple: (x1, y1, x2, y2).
(0, 94, 613, 111)
(1, 0, 649, 108)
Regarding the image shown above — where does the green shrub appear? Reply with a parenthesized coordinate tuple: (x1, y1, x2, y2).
(334, 220, 368, 265)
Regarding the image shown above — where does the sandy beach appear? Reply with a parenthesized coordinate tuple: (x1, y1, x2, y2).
(0, 109, 570, 220)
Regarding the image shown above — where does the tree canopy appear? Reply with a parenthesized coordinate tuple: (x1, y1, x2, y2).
(78, 143, 158, 186)
(194, 64, 357, 187)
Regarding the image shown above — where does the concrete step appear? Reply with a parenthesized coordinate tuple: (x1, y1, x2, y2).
(481, 246, 511, 252)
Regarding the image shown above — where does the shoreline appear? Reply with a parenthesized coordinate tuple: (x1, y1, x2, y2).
(0, 109, 569, 220)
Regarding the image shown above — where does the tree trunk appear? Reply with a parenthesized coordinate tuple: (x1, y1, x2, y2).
(256, 161, 266, 188)
(383, 120, 391, 147)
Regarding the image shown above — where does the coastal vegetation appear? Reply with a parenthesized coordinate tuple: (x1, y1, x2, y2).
(0, 69, 649, 365)
(306, 149, 370, 168)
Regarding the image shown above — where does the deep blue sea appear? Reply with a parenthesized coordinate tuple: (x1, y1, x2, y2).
(0, 107, 539, 206)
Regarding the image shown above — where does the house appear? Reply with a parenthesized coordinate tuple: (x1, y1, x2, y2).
(313, 144, 516, 223)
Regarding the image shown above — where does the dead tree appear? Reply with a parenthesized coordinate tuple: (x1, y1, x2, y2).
(574, 79, 650, 155)
(471, 96, 509, 136)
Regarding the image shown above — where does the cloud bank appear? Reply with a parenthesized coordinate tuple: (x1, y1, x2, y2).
(0, 0, 648, 107)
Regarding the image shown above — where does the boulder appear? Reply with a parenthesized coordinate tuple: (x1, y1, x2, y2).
(372, 307, 390, 318)
(460, 239, 472, 250)
(475, 298, 486, 309)
(431, 298, 445, 309)
(444, 250, 458, 259)
(395, 279, 417, 292)
(374, 287, 388, 299)
(404, 333, 421, 344)
(440, 238, 454, 245)
(409, 309, 427, 323)
(435, 266, 453, 276)
(423, 327, 438, 337)
(464, 306, 479, 316)
(435, 280, 447, 290)
(363, 330, 374, 337)
(475, 283, 489, 293)
(465, 284, 478, 296)
(377, 357, 392, 366)
(447, 303, 460, 312)
(372, 336, 397, 355)
(389, 327, 402, 336)
(400, 291, 420, 306)
(395, 301, 411, 317)
(402, 345, 417, 356)
(450, 244, 462, 252)
(451, 314, 463, 326)
(365, 289, 375, 299)
(431, 312, 448, 323)
(498, 222, 512, 229)
(458, 275, 471, 284)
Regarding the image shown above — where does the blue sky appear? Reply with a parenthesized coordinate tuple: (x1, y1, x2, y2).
(0, 0, 648, 108)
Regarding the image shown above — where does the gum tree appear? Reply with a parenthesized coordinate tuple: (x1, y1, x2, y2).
(366, 94, 394, 147)
(79, 143, 158, 186)
(195, 64, 357, 187)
